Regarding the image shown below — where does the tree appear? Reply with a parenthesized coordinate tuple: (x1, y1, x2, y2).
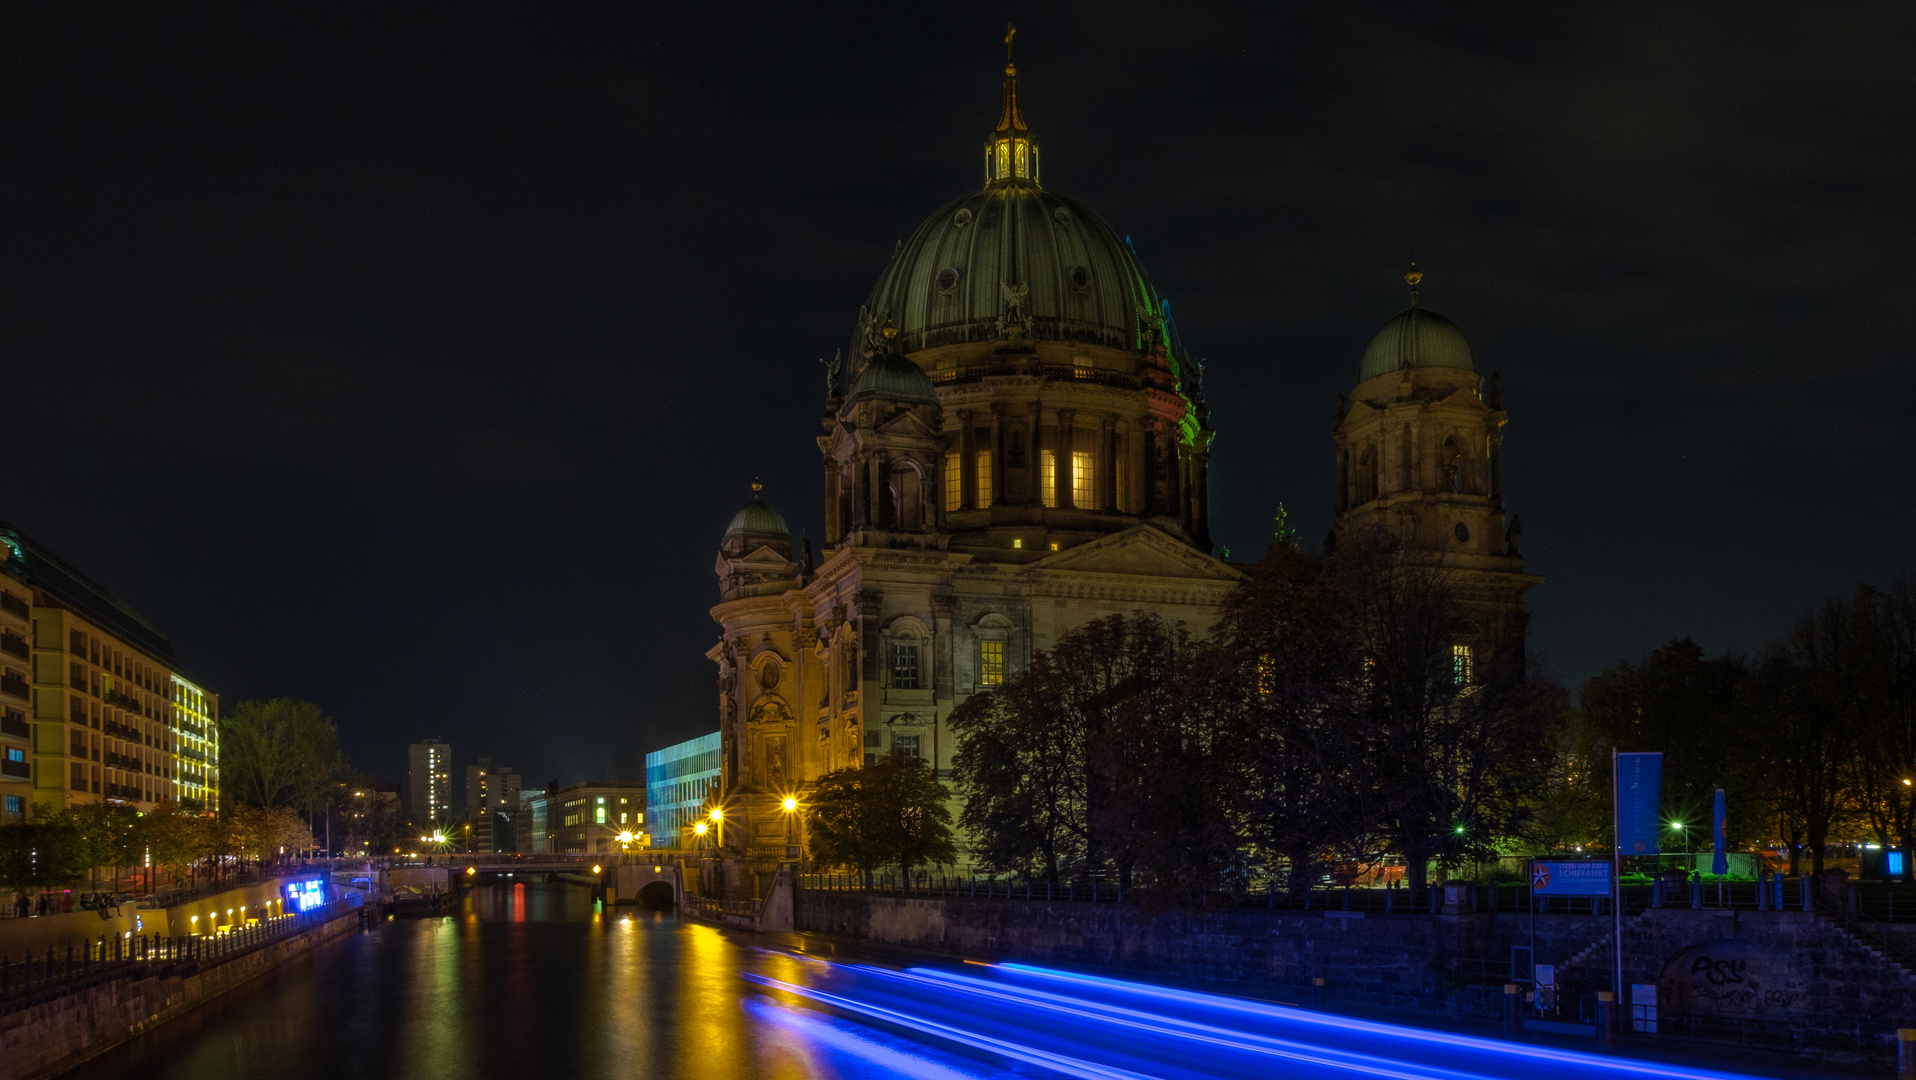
(807, 751, 955, 881)
(220, 699, 344, 811)
(0, 819, 90, 895)
(49, 801, 142, 890)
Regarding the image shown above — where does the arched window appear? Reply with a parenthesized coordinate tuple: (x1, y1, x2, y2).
(885, 617, 931, 690)
(973, 613, 1013, 689)
(1357, 445, 1379, 505)
(891, 460, 924, 531)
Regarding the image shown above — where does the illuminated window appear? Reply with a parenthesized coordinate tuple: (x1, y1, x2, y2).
(979, 641, 1005, 687)
(1114, 447, 1126, 512)
(1072, 450, 1095, 508)
(1014, 141, 1028, 177)
(995, 141, 1009, 179)
(1040, 451, 1056, 508)
(891, 643, 921, 689)
(944, 452, 961, 512)
(975, 449, 993, 509)
(1452, 644, 1474, 687)
(595, 806, 606, 824)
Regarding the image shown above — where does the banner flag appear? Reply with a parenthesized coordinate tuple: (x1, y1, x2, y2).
(1712, 788, 1729, 877)
(1617, 752, 1663, 856)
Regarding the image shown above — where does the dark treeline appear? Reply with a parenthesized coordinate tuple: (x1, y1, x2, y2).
(947, 529, 1916, 897)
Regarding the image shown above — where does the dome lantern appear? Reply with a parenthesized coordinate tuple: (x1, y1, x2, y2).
(985, 24, 1038, 187)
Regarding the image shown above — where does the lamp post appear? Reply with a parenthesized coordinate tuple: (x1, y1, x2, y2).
(781, 796, 801, 864)
(709, 807, 724, 852)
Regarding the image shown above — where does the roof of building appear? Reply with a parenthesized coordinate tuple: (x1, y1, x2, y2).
(1358, 305, 1476, 384)
(724, 496, 790, 541)
(0, 519, 178, 666)
(858, 180, 1173, 359)
(848, 353, 940, 406)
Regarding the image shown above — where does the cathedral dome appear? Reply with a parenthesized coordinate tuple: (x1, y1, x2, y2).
(1358, 306, 1476, 384)
(860, 181, 1168, 356)
(848, 353, 939, 406)
(724, 495, 789, 542)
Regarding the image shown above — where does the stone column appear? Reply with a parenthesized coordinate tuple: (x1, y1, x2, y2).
(1128, 418, 1145, 513)
(1026, 400, 1043, 505)
(848, 454, 869, 530)
(989, 404, 1005, 507)
(1100, 414, 1117, 511)
(957, 410, 975, 511)
(823, 463, 841, 543)
(1055, 408, 1075, 509)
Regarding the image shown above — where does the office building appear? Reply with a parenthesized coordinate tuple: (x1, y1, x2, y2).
(463, 759, 521, 852)
(548, 781, 644, 855)
(645, 732, 720, 848)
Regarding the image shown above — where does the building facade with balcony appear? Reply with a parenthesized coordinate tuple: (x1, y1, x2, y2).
(0, 568, 33, 822)
(1, 521, 214, 817)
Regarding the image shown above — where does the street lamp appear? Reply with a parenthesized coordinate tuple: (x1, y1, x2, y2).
(781, 796, 802, 863)
(709, 807, 724, 850)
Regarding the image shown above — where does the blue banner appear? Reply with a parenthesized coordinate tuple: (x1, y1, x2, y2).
(1532, 860, 1612, 896)
(1712, 788, 1728, 877)
(1617, 751, 1663, 856)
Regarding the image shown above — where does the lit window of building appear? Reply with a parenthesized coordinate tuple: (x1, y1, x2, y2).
(944, 453, 961, 513)
(974, 449, 993, 509)
(978, 641, 1005, 687)
(1452, 644, 1474, 687)
(1072, 450, 1095, 508)
(1040, 451, 1056, 508)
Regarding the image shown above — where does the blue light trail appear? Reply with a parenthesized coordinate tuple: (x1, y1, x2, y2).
(745, 958, 1780, 1080)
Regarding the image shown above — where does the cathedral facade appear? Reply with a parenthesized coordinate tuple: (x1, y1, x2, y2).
(705, 58, 1243, 864)
(703, 56, 1538, 867)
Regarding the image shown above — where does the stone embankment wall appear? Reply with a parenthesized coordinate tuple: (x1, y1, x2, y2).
(0, 876, 327, 958)
(796, 889, 1916, 1031)
(0, 903, 364, 1080)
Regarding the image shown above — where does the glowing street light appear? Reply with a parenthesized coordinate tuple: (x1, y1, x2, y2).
(782, 797, 797, 813)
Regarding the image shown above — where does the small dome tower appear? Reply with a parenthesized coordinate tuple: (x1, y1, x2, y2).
(715, 481, 801, 601)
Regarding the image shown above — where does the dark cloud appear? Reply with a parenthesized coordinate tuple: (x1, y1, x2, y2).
(2, 2, 1911, 786)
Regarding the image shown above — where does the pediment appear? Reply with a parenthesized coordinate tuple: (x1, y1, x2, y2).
(714, 545, 799, 576)
(877, 409, 940, 440)
(1032, 526, 1245, 581)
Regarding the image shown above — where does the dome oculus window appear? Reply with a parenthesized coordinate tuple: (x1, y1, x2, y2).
(1053, 206, 1073, 225)
(1068, 265, 1091, 292)
(953, 208, 972, 228)
(1453, 523, 1470, 544)
(936, 266, 960, 293)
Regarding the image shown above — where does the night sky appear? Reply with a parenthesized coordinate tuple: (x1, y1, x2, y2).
(6, 5, 1912, 791)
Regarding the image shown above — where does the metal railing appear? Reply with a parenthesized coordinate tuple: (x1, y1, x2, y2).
(0, 895, 361, 1008)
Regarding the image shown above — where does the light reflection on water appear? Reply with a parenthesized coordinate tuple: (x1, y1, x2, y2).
(64, 881, 1009, 1080)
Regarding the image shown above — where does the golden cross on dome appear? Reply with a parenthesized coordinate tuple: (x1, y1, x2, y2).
(1405, 262, 1423, 307)
(751, 478, 763, 494)
(1005, 22, 1017, 64)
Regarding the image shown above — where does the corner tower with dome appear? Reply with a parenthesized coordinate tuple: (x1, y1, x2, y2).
(1329, 267, 1542, 670)
(702, 49, 1244, 868)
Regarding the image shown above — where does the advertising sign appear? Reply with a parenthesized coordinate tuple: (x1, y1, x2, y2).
(1617, 752, 1664, 855)
(284, 879, 327, 913)
(1531, 861, 1612, 896)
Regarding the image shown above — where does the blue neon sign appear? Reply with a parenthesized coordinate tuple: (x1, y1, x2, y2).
(284, 879, 327, 913)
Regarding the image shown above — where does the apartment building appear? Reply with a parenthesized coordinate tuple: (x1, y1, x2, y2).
(0, 568, 32, 823)
(1, 521, 215, 816)
(407, 740, 451, 829)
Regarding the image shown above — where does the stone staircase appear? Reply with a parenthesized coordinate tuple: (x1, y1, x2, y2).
(1813, 911, 1916, 983)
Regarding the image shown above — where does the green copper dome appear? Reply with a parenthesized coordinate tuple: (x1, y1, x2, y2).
(848, 353, 940, 406)
(724, 499, 790, 541)
(1358, 306, 1476, 384)
(859, 179, 1169, 355)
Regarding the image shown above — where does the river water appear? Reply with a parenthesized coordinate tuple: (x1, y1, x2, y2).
(67, 881, 1019, 1080)
(67, 880, 1781, 1080)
